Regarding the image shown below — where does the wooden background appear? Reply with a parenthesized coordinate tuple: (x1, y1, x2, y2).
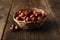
(0, 0, 60, 40)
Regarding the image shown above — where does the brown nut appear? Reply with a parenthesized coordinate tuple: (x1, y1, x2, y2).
(42, 13, 47, 18)
(19, 17, 23, 20)
(15, 26, 20, 31)
(28, 10, 33, 15)
(28, 9, 32, 12)
(35, 13, 38, 17)
(38, 13, 42, 16)
(33, 11, 37, 14)
(24, 9, 29, 16)
(9, 25, 15, 31)
(21, 16, 26, 20)
(20, 12, 24, 17)
(18, 10, 21, 14)
(37, 16, 42, 21)
(16, 16, 19, 20)
(31, 17, 36, 21)
(24, 9, 32, 17)
(16, 16, 23, 20)
(30, 15, 34, 18)
(25, 17, 30, 22)
(18, 14, 21, 17)
(24, 12, 28, 16)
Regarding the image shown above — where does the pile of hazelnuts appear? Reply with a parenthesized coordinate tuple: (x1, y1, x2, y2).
(14, 9, 47, 22)
(10, 24, 20, 32)
(10, 9, 47, 32)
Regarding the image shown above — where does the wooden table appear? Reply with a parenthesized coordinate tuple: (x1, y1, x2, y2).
(0, 0, 60, 40)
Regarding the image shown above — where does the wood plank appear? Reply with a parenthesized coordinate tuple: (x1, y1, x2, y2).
(0, 0, 12, 40)
(30, 0, 59, 40)
(29, 0, 47, 40)
(46, 0, 60, 32)
(43, 0, 60, 40)
(2, 0, 60, 40)
(2, 0, 30, 40)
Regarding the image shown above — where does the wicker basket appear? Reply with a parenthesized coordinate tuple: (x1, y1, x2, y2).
(13, 8, 47, 29)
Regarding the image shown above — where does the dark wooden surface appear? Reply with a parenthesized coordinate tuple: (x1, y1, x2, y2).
(0, 0, 60, 40)
(0, 0, 12, 39)
(47, 0, 60, 32)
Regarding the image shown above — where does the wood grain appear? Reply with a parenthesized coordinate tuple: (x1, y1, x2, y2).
(29, 0, 59, 40)
(0, 0, 12, 40)
(43, 0, 60, 40)
(2, 0, 30, 40)
(47, 0, 60, 32)
(2, 0, 60, 40)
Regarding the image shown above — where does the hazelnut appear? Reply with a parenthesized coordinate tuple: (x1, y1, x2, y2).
(25, 17, 30, 22)
(28, 9, 32, 12)
(31, 17, 36, 21)
(20, 12, 24, 17)
(24, 9, 32, 17)
(35, 13, 38, 17)
(33, 11, 36, 14)
(37, 16, 42, 21)
(9, 25, 15, 31)
(38, 13, 42, 16)
(18, 14, 21, 17)
(30, 15, 34, 18)
(18, 10, 21, 14)
(42, 13, 47, 18)
(21, 16, 26, 20)
(15, 26, 20, 30)
(28, 10, 33, 15)
(16, 16, 19, 20)
(19, 17, 23, 20)
(24, 11, 28, 16)
(16, 16, 23, 20)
